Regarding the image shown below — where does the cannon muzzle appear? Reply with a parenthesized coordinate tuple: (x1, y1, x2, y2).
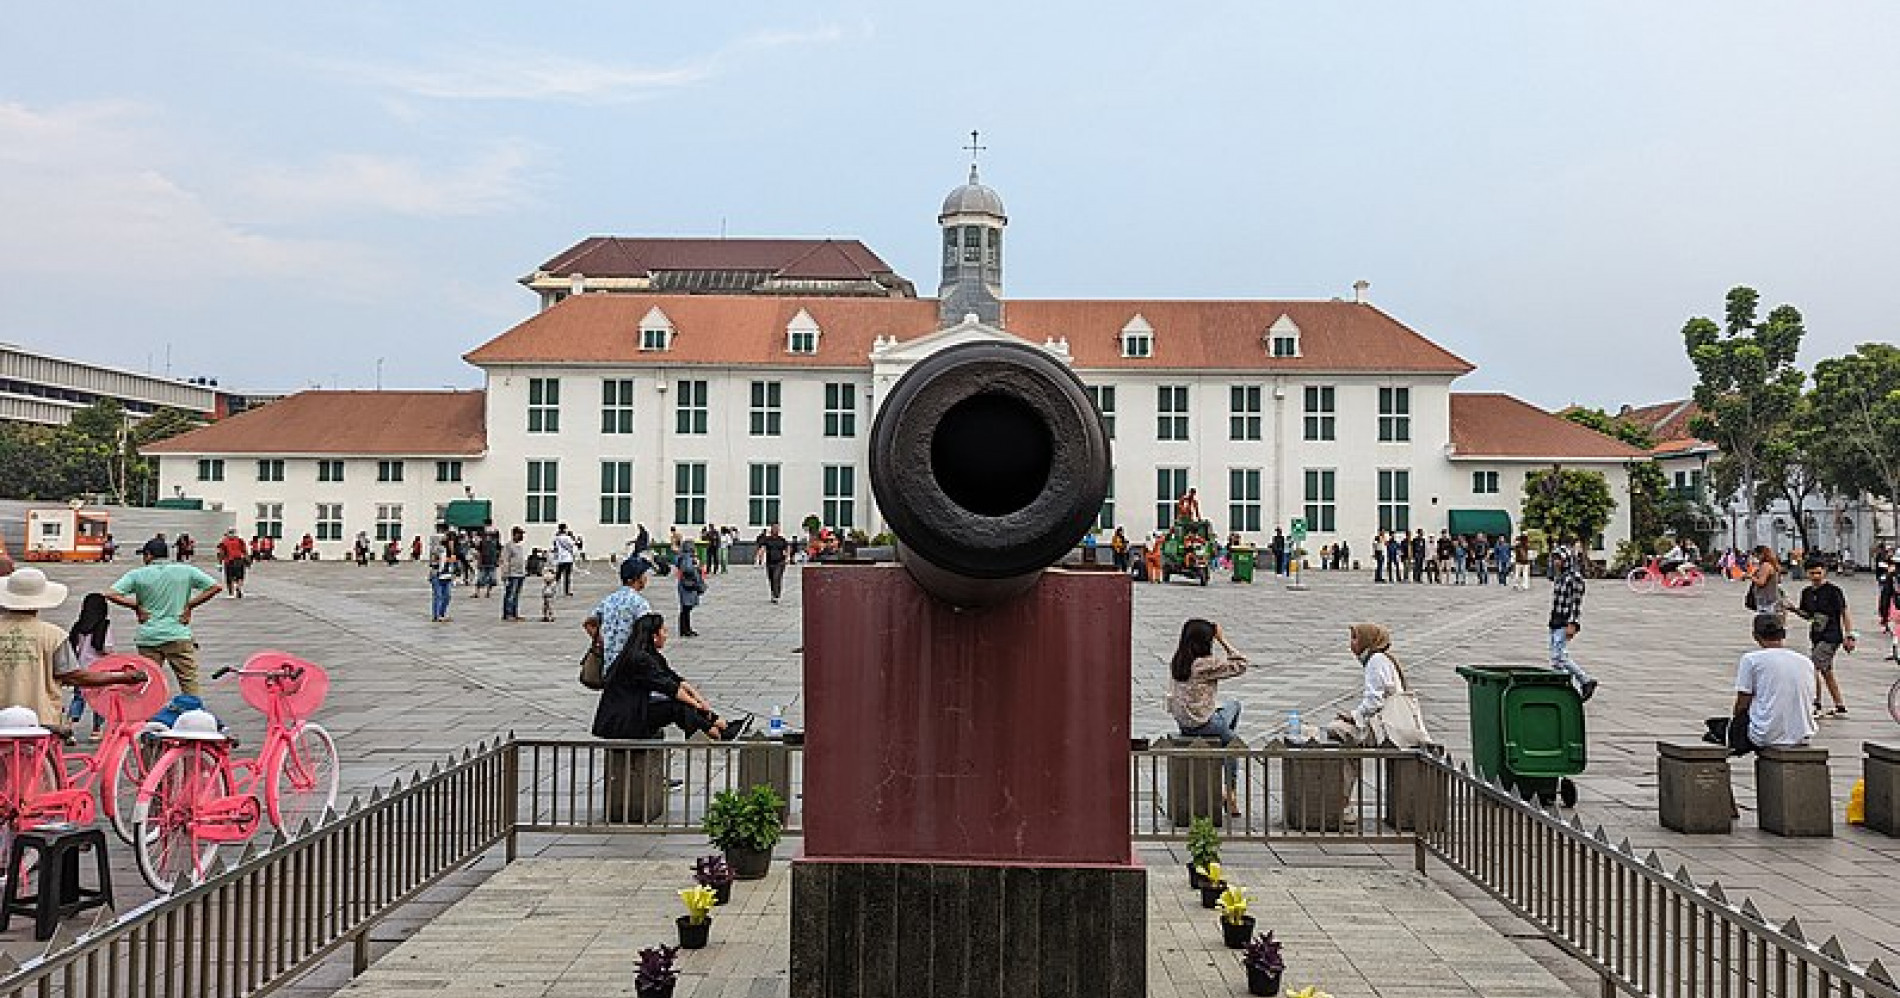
(868, 340, 1112, 607)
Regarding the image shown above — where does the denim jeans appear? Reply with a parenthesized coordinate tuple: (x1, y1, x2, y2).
(431, 576, 453, 620)
(1549, 628, 1592, 688)
(501, 575, 525, 618)
(1178, 699, 1242, 786)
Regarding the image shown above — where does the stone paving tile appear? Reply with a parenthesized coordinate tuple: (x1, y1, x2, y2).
(328, 853, 1571, 998)
(6, 559, 1897, 985)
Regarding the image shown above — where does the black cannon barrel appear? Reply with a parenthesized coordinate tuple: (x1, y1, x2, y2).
(868, 340, 1112, 607)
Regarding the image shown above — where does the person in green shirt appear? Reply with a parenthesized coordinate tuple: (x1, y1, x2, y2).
(105, 538, 222, 693)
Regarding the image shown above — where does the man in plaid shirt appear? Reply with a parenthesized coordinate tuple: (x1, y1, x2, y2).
(1548, 548, 1597, 702)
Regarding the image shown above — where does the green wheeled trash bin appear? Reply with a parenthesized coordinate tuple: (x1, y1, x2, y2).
(1232, 546, 1256, 584)
(1456, 665, 1586, 807)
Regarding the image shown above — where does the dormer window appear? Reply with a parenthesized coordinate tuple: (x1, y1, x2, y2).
(1120, 315, 1154, 358)
(786, 309, 821, 355)
(1268, 314, 1301, 358)
(638, 306, 674, 352)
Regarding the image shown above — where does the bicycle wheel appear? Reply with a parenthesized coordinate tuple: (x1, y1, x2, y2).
(0, 747, 57, 891)
(1888, 678, 1900, 725)
(1625, 569, 1656, 594)
(104, 736, 162, 845)
(132, 745, 229, 892)
(266, 722, 339, 835)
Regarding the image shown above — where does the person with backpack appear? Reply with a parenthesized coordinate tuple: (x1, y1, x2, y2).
(676, 546, 706, 637)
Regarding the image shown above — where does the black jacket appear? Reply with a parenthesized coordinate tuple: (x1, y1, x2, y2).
(591, 646, 684, 739)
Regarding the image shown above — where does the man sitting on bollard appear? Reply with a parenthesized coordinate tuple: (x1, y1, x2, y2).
(1704, 614, 1816, 756)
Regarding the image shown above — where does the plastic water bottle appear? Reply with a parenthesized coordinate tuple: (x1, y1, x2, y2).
(769, 705, 785, 738)
(1285, 708, 1302, 741)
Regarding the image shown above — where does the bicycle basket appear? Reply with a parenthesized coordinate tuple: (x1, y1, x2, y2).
(237, 651, 330, 722)
(80, 653, 171, 725)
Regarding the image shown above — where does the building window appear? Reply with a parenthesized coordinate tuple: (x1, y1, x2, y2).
(675, 380, 708, 435)
(1303, 386, 1336, 441)
(1157, 385, 1189, 441)
(750, 381, 782, 436)
(1229, 468, 1262, 533)
(1085, 385, 1116, 439)
(377, 460, 404, 483)
(1271, 333, 1299, 358)
(824, 383, 857, 437)
(374, 504, 404, 542)
(962, 225, 981, 263)
(1097, 477, 1116, 530)
(601, 379, 635, 434)
(255, 459, 283, 482)
(1378, 387, 1411, 442)
(1673, 469, 1705, 500)
(317, 460, 344, 483)
(526, 460, 558, 524)
(433, 503, 449, 528)
(1472, 470, 1500, 494)
(197, 459, 224, 482)
(600, 461, 633, 525)
(1120, 316, 1154, 358)
(315, 503, 343, 542)
(528, 378, 561, 433)
(640, 327, 669, 351)
(674, 463, 707, 526)
(822, 465, 855, 529)
(788, 329, 817, 354)
(1304, 469, 1337, 533)
(435, 460, 463, 483)
(748, 463, 781, 528)
(1377, 469, 1411, 533)
(1155, 467, 1189, 530)
(254, 503, 283, 540)
(1229, 386, 1262, 441)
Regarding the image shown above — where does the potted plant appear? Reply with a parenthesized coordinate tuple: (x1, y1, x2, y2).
(1217, 884, 1255, 949)
(634, 944, 679, 998)
(1199, 861, 1226, 909)
(1241, 931, 1285, 996)
(704, 784, 785, 879)
(693, 854, 735, 905)
(677, 886, 716, 949)
(1187, 816, 1220, 889)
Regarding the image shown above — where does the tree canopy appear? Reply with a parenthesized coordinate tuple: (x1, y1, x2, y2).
(1683, 286, 1805, 547)
(0, 400, 204, 504)
(1521, 468, 1617, 548)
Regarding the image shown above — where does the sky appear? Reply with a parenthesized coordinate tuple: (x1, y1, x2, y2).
(2, 2, 1895, 410)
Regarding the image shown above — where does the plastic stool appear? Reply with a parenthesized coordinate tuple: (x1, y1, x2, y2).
(1, 824, 114, 940)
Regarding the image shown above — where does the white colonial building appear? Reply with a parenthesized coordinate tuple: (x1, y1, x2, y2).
(147, 168, 1642, 558)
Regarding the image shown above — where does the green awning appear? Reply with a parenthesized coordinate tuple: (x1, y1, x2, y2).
(1447, 509, 1512, 538)
(444, 499, 492, 529)
(154, 498, 204, 510)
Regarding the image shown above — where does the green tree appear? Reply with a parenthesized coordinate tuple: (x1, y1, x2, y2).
(1682, 287, 1806, 548)
(1561, 407, 1656, 450)
(1521, 468, 1618, 549)
(1806, 343, 1900, 542)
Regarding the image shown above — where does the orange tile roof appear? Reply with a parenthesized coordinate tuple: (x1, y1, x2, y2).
(142, 391, 486, 456)
(465, 295, 1476, 374)
(1451, 394, 1647, 460)
(1617, 399, 1705, 442)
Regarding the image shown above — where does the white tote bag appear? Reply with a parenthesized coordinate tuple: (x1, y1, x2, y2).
(1368, 662, 1432, 749)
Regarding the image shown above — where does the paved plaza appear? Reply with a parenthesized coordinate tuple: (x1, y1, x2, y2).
(6, 556, 1898, 988)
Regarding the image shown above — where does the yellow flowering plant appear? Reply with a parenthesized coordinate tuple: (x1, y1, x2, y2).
(1202, 861, 1224, 886)
(679, 886, 717, 925)
(1285, 987, 1334, 998)
(1216, 884, 1249, 925)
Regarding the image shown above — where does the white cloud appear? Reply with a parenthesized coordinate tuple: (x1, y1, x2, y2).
(238, 142, 540, 219)
(341, 25, 849, 105)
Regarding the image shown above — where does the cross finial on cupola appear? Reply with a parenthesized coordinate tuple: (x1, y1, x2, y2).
(963, 129, 987, 183)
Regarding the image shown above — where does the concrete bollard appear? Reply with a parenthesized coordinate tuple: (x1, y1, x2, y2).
(1381, 753, 1443, 833)
(1282, 745, 1359, 832)
(738, 736, 793, 823)
(1163, 735, 1230, 828)
(602, 747, 669, 823)
(1755, 745, 1832, 837)
(1865, 742, 1900, 837)
(1657, 741, 1733, 834)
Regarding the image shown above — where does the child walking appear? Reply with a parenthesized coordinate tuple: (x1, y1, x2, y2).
(540, 568, 558, 622)
(65, 593, 116, 738)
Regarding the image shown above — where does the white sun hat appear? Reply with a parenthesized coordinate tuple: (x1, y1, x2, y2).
(163, 709, 227, 741)
(0, 568, 68, 612)
(0, 705, 52, 738)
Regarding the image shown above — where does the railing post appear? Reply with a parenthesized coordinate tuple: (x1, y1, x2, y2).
(352, 929, 369, 976)
(503, 738, 520, 863)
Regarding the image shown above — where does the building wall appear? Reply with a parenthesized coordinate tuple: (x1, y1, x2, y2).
(0, 345, 219, 424)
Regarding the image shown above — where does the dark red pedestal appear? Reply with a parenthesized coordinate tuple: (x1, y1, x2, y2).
(793, 564, 1144, 998)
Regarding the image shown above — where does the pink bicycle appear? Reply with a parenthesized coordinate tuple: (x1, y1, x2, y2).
(0, 656, 170, 882)
(131, 651, 339, 891)
(1625, 557, 1706, 595)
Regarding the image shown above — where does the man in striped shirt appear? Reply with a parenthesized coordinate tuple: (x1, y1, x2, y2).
(1548, 548, 1597, 702)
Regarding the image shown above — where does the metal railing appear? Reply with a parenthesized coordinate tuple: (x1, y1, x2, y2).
(1416, 755, 1898, 998)
(0, 736, 1891, 998)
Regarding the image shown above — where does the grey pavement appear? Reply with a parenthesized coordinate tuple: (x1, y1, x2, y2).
(8, 556, 1899, 981)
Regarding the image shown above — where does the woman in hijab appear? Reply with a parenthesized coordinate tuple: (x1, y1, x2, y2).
(1330, 623, 1403, 743)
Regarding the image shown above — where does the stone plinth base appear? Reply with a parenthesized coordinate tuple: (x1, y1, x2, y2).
(1657, 741, 1733, 834)
(1756, 745, 1832, 837)
(790, 859, 1145, 998)
(1865, 742, 1900, 837)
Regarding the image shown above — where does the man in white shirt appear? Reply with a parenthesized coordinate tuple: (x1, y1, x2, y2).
(1705, 615, 1818, 754)
(551, 524, 578, 597)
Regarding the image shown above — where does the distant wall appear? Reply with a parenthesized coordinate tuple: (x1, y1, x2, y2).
(0, 501, 236, 558)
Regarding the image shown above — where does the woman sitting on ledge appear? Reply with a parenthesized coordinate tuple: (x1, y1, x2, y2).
(592, 613, 748, 741)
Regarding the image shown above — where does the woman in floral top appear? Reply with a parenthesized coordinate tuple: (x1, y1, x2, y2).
(1166, 618, 1249, 815)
